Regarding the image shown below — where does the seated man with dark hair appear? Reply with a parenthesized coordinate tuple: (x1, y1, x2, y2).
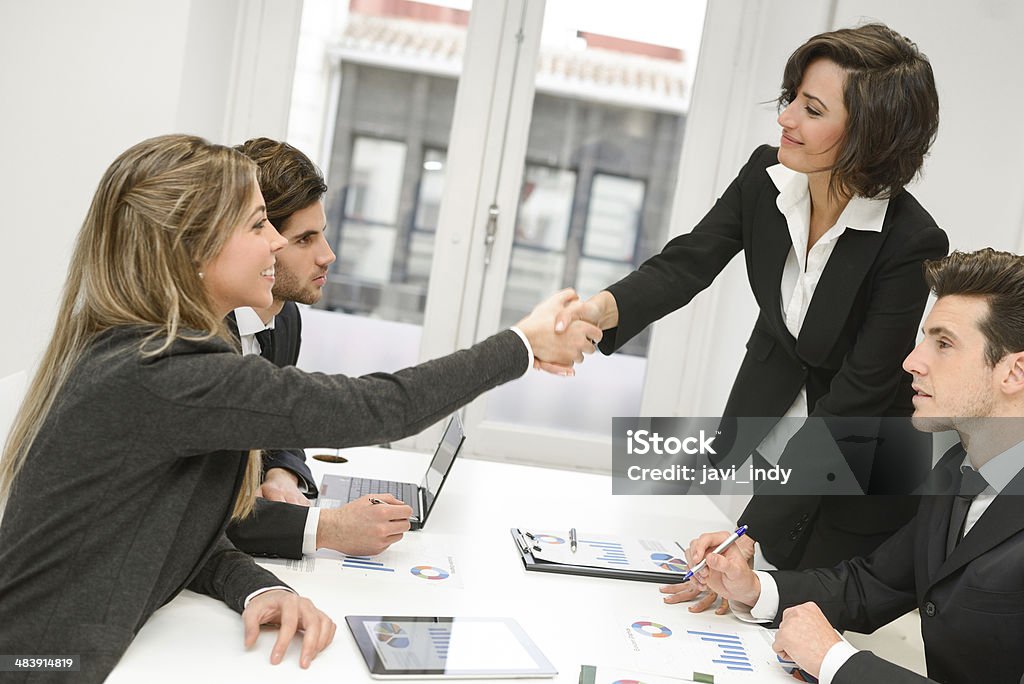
(226, 137, 411, 558)
(682, 249, 1024, 684)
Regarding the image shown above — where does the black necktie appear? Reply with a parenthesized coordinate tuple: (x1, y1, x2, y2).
(254, 328, 275, 362)
(945, 466, 988, 558)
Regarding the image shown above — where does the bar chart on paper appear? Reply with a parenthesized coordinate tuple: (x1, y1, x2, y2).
(685, 629, 753, 673)
(332, 534, 463, 587)
(621, 615, 797, 682)
(260, 534, 463, 586)
(580, 539, 629, 565)
(336, 549, 462, 587)
(342, 555, 396, 572)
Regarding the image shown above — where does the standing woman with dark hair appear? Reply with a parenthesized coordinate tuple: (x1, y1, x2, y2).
(550, 24, 948, 586)
(0, 135, 598, 682)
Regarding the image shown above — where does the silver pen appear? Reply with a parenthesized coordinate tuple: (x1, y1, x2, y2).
(682, 524, 748, 582)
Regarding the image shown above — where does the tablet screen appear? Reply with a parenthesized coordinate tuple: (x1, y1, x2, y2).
(346, 616, 557, 678)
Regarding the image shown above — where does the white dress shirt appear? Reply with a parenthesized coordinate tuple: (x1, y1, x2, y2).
(741, 166, 889, 679)
(233, 305, 275, 356)
(755, 165, 889, 464)
(741, 439, 1024, 683)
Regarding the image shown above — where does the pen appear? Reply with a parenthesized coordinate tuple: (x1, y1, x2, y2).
(370, 497, 415, 523)
(570, 527, 577, 553)
(681, 524, 747, 582)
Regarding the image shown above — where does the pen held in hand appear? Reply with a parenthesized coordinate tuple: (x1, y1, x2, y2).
(681, 524, 747, 582)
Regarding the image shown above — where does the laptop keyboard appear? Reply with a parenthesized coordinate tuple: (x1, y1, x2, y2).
(348, 478, 419, 506)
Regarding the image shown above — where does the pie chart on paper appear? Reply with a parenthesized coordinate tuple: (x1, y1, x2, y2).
(650, 552, 688, 573)
(631, 620, 673, 638)
(534, 534, 565, 544)
(410, 565, 450, 580)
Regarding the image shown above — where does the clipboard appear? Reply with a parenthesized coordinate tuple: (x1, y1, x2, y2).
(510, 528, 688, 584)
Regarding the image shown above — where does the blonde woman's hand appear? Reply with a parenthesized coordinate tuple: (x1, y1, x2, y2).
(517, 289, 603, 374)
(243, 590, 336, 669)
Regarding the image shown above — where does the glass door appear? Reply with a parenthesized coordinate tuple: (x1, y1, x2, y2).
(289, 0, 478, 377)
(289, 0, 709, 468)
(456, 0, 708, 468)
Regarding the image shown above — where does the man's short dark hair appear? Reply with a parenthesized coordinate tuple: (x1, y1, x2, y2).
(234, 138, 327, 231)
(780, 23, 939, 200)
(924, 248, 1024, 366)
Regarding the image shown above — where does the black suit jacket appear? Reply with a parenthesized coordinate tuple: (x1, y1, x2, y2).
(601, 145, 949, 567)
(259, 299, 303, 366)
(225, 302, 317, 559)
(769, 444, 1024, 684)
(226, 497, 310, 559)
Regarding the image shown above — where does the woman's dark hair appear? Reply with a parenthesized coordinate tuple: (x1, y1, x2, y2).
(780, 23, 939, 199)
(234, 137, 328, 231)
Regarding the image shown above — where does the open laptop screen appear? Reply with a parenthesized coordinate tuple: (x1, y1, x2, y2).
(419, 413, 465, 518)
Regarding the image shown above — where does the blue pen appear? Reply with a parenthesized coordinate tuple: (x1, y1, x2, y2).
(681, 525, 748, 582)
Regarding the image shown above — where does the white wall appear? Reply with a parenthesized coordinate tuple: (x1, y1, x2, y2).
(0, 0, 301, 380)
(833, 0, 1024, 253)
(2, 0, 190, 379)
(648, 0, 1024, 417)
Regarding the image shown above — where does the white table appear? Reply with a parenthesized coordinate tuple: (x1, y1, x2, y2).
(108, 447, 748, 682)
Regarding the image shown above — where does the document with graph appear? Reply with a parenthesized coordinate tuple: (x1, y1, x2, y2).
(510, 528, 690, 583)
(261, 531, 463, 587)
(615, 614, 808, 682)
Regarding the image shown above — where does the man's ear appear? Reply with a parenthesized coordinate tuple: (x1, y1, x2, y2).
(1002, 352, 1024, 397)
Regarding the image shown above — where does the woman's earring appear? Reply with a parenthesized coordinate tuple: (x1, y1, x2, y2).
(198, 271, 205, 280)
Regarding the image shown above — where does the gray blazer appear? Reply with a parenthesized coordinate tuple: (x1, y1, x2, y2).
(0, 326, 527, 682)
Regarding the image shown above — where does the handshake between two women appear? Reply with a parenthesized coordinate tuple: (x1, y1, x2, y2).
(516, 289, 617, 376)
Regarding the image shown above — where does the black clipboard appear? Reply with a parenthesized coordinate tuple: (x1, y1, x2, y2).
(510, 528, 688, 584)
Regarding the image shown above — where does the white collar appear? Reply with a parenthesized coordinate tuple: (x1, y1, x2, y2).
(766, 163, 888, 234)
(233, 306, 275, 337)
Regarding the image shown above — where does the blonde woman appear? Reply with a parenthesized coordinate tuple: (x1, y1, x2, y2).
(0, 135, 598, 681)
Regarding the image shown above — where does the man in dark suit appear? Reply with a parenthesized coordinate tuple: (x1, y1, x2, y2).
(684, 249, 1024, 683)
(227, 300, 312, 495)
(226, 138, 413, 559)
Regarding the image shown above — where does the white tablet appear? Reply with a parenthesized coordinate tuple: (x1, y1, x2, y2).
(346, 616, 558, 679)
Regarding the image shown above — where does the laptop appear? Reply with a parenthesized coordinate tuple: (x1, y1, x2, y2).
(319, 414, 465, 530)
